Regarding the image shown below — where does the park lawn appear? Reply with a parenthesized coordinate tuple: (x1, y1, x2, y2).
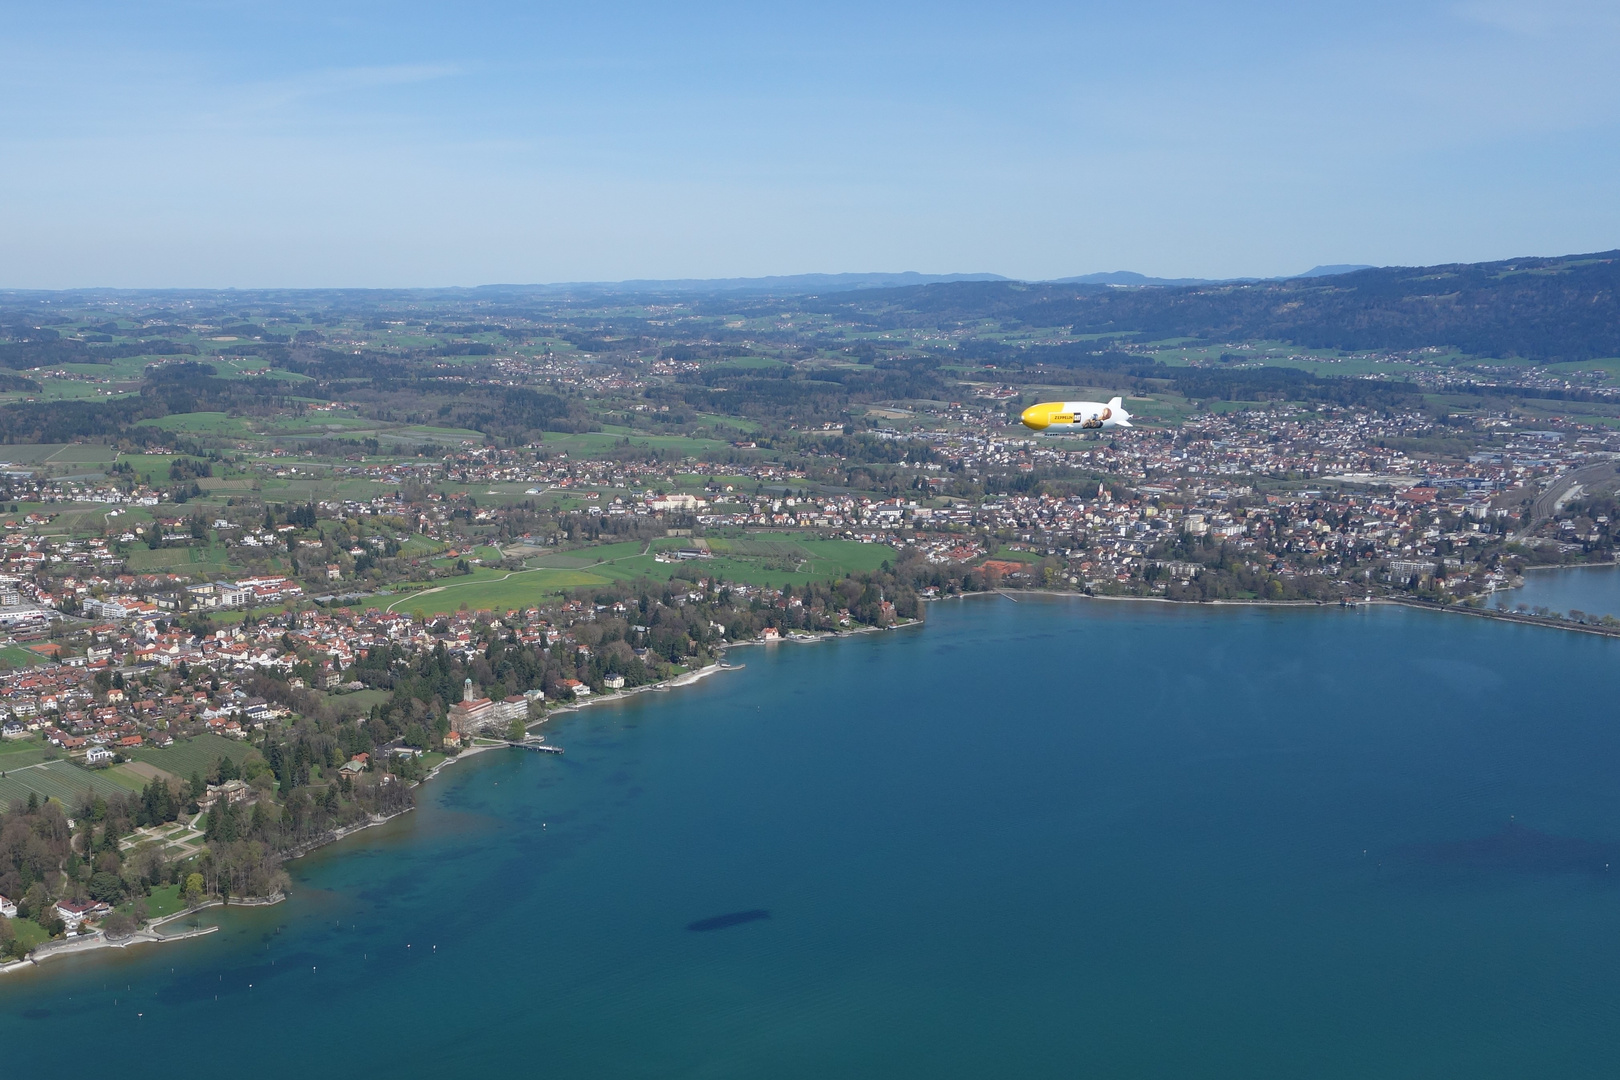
(586, 537, 900, 590)
(10, 918, 50, 951)
(377, 567, 613, 615)
(125, 542, 231, 576)
(798, 538, 899, 574)
(132, 883, 185, 919)
(693, 556, 828, 589)
(321, 687, 391, 715)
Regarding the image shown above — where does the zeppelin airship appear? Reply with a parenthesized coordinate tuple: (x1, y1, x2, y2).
(1019, 397, 1133, 433)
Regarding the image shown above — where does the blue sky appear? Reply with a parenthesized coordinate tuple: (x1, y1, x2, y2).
(2, 0, 1616, 287)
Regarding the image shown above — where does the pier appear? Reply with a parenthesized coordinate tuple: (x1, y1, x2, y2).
(509, 740, 564, 754)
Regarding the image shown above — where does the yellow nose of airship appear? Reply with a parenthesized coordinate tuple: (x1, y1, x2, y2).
(1020, 404, 1053, 431)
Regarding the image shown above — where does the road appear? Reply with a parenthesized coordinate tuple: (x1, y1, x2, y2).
(1521, 461, 1620, 538)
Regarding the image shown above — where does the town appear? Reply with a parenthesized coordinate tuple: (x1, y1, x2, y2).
(4, 262, 1620, 963)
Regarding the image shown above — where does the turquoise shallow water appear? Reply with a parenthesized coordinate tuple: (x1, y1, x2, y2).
(7, 597, 1620, 1077)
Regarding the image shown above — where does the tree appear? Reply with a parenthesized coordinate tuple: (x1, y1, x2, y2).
(88, 870, 124, 903)
(183, 872, 205, 907)
(507, 716, 527, 742)
(101, 911, 136, 939)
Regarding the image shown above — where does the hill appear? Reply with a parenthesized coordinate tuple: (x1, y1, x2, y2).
(820, 250, 1620, 362)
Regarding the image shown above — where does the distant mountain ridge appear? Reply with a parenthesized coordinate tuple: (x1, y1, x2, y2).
(1050, 265, 1375, 287)
(473, 272, 1011, 296)
(497, 265, 1381, 295)
(1049, 271, 1237, 287)
(816, 249, 1620, 363)
(1296, 264, 1375, 278)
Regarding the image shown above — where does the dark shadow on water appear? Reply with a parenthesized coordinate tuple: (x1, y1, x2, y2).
(21, 1009, 49, 1020)
(687, 909, 770, 932)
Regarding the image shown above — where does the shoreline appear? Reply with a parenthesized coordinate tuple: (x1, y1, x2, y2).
(1520, 559, 1619, 574)
(939, 582, 1620, 640)
(931, 587, 1372, 609)
(3, 648, 756, 979)
(1390, 596, 1620, 639)
(12, 577, 1610, 980)
(0, 894, 287, 977)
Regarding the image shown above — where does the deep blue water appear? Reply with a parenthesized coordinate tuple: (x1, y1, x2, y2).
(7, 597, 1620, 1078)
(1496, 563, 1620, 619)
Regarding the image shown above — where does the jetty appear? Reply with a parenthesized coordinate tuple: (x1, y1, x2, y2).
(509, 740, 564, 755)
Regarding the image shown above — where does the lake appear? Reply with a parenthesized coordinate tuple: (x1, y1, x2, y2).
(1495, 562, 1620, 619)
(6, 597, 1620, 1078)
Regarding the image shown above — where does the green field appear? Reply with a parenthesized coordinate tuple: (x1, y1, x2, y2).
(0, 741, 48, 764)
(0, 644, 44, 669)
(319, 687, 391, 716)
(36, 505, 134, 535)
(135, 412, 257, 438)
(103, 765, 151, 792)
(125, 542, 232, 576)
(8, 918, 49, 952)
(510, 535, 901, 592)
(0, 760, 132, 806)
(212, 358, 314, 383)
(0, 441, 118, 466)
(0, 444, 72, 463)
(377, 567, 613, 615)
(118, 453, 215, 484)
(46, 444, 119, 463)
(399, 535, 448, 558)
(536, 430, 734, 456)
(129, 883, 186, 918)
(128, 733, 260, 781)
(987, 548, 1044, 564)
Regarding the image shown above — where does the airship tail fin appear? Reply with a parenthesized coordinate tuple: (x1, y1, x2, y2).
(1108, 397, 1133, 427)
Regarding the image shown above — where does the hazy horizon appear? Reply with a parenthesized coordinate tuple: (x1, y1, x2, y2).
(3, 1, 1617, 289)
